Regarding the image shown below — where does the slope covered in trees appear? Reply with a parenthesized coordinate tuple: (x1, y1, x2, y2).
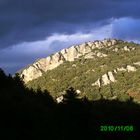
(0, 68, 140, 139)
(26, 40, 140, 103)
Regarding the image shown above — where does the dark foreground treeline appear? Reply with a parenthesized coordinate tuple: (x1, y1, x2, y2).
(0, 68, 140, 139)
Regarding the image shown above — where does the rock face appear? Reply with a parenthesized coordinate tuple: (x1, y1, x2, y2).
(108, 71, 116, 82)
(126, 65, 136, 72)
(21, 65, 43, 82)
(117, 65, 136, 72)
(92, 71, 116, 87)
(84, 51, 107, 59)
(123, 46, 135, 51)
(84, 52, 95, 59)
(117, 67, 127, 72)
(113, 48, 119, 52)
(134, 62, 140, 66)
(92, 65, 137, 87)
(19, 39, 118, 83)
(56, 96, 64, 103)
(112, 45, 136, 52)
(124, 46, 130, 51)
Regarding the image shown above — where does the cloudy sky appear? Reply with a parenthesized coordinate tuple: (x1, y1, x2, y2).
(0, 0, 140, 74)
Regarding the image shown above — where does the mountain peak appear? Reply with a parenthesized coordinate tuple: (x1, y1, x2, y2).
(18, 39, 120, 83)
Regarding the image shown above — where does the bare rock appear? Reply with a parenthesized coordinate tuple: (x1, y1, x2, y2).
(102, 73, 110, 85)
(76, 90, 81, 94)
(133, 61, 140, 66)
(92, 79, 101, 87)
(56, 96, 64, 103)
(113, 69, 117, 73)
(76, 43, 92, 55)
(84, 52, 95, 59)
(132, 47, 136, 50)
(84, 51, 107, 59)
(72, 64, 76, 67)
(21, 66, 43, 83)
(102, 39, 117, 47)
(96, 52, 107, 57)
(108, 71, 116, 82)
(92, 71, 116, 87)
(111, 39, 118, 46)
(117, 67, 127, 71)
(108, 96, 117, 100)
(87, 41, 94, 47)
(19, 39, 118, 83)
(113, 48, 119, 52)
(94, 41, 104, 49)
(123, 46, 130, 51)
(126, 65, 136, 72)
(63, 46, 79, 61)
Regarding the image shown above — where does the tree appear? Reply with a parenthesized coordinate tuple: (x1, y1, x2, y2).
(63, 87, 79, 103)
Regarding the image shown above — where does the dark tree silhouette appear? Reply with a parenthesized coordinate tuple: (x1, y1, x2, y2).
(63, 87, 79, 103)
(0, 68, 140, 139)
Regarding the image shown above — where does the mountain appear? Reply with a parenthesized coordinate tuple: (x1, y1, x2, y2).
(18, 39, 140, 102)
(18, 39, 117, 83)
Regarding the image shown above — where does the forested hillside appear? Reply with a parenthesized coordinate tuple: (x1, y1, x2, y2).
(24, 39, 140, 103)
(0, 68, 140, 139)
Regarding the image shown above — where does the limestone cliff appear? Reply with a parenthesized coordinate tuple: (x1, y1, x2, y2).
(19, 39, 118, 83)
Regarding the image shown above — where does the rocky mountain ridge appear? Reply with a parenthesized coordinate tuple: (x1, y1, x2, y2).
(23, 38, 140, 102)
(19, 39, 118, 83)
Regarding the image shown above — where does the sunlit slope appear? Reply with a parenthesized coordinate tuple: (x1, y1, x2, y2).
(21, 39, 140, 102)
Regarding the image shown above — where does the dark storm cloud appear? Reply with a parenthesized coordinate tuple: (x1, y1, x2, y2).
(112, 18, 140, 41)
(1, 0, 140, 74)
(0, 0, 140, 48)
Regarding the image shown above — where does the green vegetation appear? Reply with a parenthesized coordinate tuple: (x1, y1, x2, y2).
(27, 41, 140, 102)
(1, 68, 140, 139)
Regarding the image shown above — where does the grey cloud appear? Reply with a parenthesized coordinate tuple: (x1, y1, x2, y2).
(1, 0, 140, 74)
(112, 18, 140, 40)
(0, 0, 140, 48)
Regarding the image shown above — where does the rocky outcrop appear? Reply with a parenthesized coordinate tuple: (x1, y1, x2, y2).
(56, 96, 64, 103)
(112, 46, 136, 52)
(117, 65, 136, 72)
(61, 46, 82, 61)
(19, 39, 118, 83)
(21, 53, 64, 83)
(76, 90, 81, 94)
(123, 46, 131, 51)
(117, 67, 127, 72)
(92, 65, 137, 87)
(126, 65, 136, 72)
(84, 52, 95, 59)
(108, 71, 116, 82)
(96, 52, 107, 57)
(21, 65, 43, 82)
(113, 48, 119, 52)
(122, 46, 136, 51)
(92, 71, 116, 87)
(133, 61, 140, 66)
(84, 51, 107, 59)
(92, 79, 102, 87)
